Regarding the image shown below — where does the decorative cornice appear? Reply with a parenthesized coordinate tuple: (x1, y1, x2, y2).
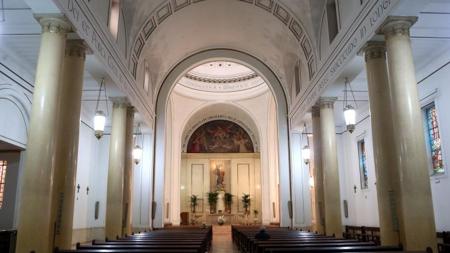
(184, 72, 258, 84)
(35, 15, 72, 34)
(378, 16, 417, 37)
(362, 41, 386, 62)
(65, 40, 87, 59)
(319, 97, 337, 109)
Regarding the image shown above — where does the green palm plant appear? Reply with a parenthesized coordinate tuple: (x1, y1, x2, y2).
(241, 193, 251, 214)
(190, 194, 198, 213)
(224, 193, 233, 213)
(207, 192, 219, 214)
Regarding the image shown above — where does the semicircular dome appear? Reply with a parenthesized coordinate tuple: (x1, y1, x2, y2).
(178, 61, 265, 93)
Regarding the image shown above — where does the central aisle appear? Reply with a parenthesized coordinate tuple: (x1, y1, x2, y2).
(210, 225, 239, 253)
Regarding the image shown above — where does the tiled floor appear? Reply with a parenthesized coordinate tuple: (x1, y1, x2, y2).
(210, 233, 240, 253)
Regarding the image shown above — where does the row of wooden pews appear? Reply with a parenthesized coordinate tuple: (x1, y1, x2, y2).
(55, 227, 212, 253)
(232, 226, 423, 253)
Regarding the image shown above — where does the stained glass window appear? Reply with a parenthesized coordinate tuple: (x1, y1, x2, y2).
(424, 103, 444, 175)
(0, 160, 7, 209)
(357, 139, 368, 189)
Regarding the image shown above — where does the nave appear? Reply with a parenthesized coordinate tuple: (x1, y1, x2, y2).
(1, 0, 450, 253)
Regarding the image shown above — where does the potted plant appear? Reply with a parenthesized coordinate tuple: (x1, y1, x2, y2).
(241, 193, 251, 215)
(207, 192, 219, 214)
(224, 192, 233, 213)
(190, 194, 198, 213)
(253, 209, 259, 223)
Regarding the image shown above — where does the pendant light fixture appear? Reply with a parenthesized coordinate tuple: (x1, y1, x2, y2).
(133, 124, 143, 165)
(301, 123, 311, 165)
(343, 77, 357, 133)
(94, 78, 108, 139)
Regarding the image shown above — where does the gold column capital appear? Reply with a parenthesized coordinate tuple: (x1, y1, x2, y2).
(35, 15, 72, 34)
(319, 97, 337, 109)
(361, 41, 386, 62)
(378, 16, 418, 37)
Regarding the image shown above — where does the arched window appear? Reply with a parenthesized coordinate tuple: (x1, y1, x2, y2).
(294, 60, 301, 95)
(423, 103, 445, 175)
(108, 0, 120, 40)
(326, 0, 339, 43)
(144, 60, 150, 93)
(0, 160, 7, 209)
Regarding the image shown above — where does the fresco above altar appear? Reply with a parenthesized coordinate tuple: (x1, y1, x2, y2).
(187, 120, 254, 153)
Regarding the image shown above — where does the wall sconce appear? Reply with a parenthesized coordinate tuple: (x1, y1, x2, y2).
(302, 123, 311, 164)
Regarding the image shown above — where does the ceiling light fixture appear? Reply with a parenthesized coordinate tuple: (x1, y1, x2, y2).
(133, 123, 143, 165)
(94, 78, 108, 139)
(343, 77, 357, 133)
(301, 123, 311, 165)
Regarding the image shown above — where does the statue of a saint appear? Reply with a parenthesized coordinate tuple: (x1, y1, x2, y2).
(215, 165, 225, 191)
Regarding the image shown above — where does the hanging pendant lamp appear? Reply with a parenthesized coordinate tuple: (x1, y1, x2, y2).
(94, 78, 108, 139)
(343, 77, 357, 133)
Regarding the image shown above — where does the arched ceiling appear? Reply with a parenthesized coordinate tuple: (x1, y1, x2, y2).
(122, 0, 322, 104)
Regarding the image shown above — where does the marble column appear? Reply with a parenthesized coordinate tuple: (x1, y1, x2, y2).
(362, 41, 399, 246)
(380, 16, 437, 251)
(105, 99, 128, 239)
(53, 40, 87, 249)
(123, 107, 135, 235)
(319, 98, 343, 237)
(16, 16, 71, 253)
(311, 105, 325, 234)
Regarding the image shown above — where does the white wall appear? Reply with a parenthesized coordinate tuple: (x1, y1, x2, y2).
(132, 133, 154, 230)
(72, 119, 110, 231)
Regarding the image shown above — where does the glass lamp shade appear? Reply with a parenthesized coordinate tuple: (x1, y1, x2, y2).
(133, 145, 143, 165)
(344, 105, 356, 133)
(309, 177, 315, 188)
(302, 145, 311, 164)
(94, 111, 106, 139)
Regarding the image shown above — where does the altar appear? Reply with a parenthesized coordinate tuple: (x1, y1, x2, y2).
(179, 154, 262, 225)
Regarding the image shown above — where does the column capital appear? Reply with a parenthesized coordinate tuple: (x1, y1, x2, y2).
(35, 15, 72, 34)
(110, 97, 130, 108)
(65, 40, 88, 59)
(319, 97, 337, 109)
(311, 104, 320, 117)
(377, 16, 417, 37)
(361, 41, 386, 62)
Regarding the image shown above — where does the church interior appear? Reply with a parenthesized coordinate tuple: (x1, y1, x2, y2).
(0, 0, 450, 252)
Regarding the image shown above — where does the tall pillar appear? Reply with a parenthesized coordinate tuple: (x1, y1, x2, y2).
(319, 98, 343, 237)
(123, 107, 135, 235)
(362, 41, 399, 246)
(105, 99, 128, 239)
(311, 105, 325, 234)
(16, 16, 71, 253)
(53, 40, 87, 249)
(380, 16, 437, 251)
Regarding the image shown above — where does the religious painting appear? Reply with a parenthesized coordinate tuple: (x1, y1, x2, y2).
(187, 120, 254, 153)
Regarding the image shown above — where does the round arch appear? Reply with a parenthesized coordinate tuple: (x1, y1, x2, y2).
(181, 102, 261, 153)
(152, 49, 292, 228)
